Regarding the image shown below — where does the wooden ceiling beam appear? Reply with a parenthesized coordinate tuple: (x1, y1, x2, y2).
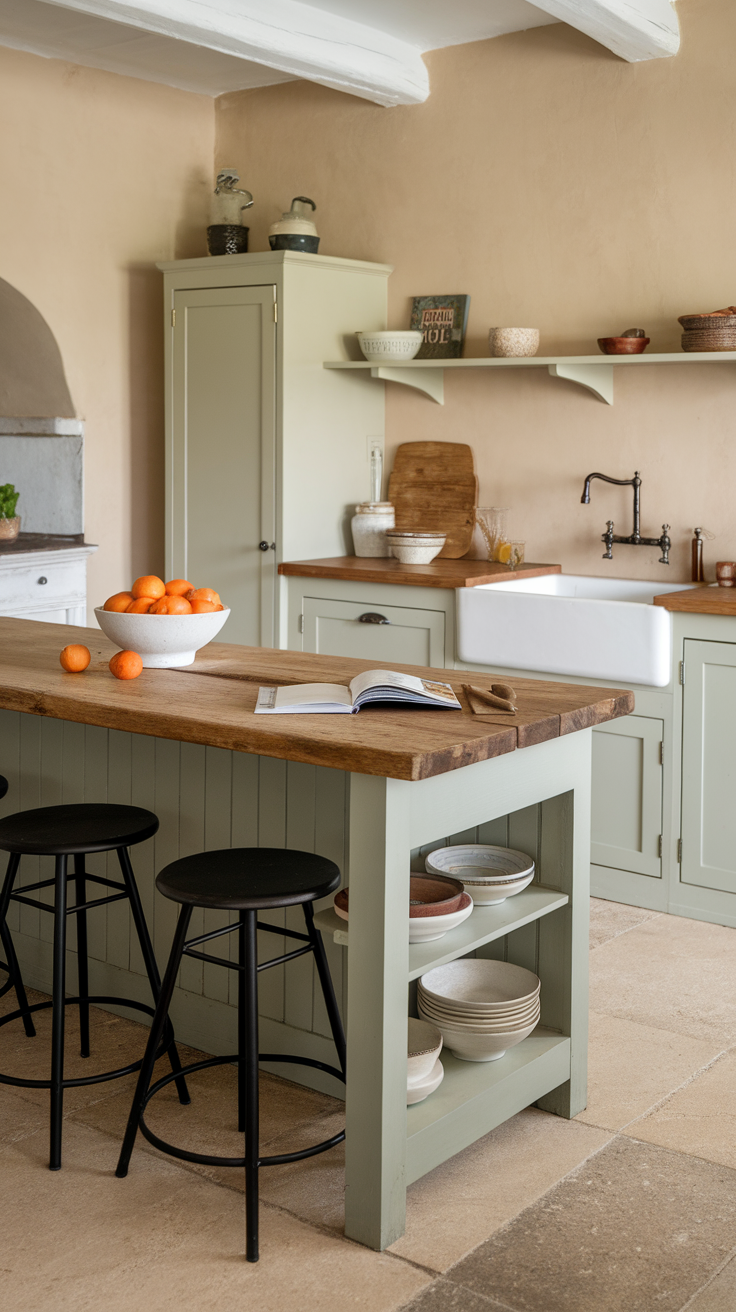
(531, 0, 679, 61)
(41, 0, 430, 106)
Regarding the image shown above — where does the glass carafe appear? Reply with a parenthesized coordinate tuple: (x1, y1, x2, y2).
(475, 506, 509, 562)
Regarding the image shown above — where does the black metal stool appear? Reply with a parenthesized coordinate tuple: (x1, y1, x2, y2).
(115, 847, 347, 1263)
(0, 803, 190, 1169)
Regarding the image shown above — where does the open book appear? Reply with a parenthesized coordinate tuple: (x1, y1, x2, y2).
(255, 669, 462, 715)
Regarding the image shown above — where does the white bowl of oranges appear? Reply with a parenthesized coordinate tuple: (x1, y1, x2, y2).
(95, 575, 230, 668)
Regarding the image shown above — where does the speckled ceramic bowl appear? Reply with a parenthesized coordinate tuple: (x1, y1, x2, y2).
(489, 328, 539, 358)
(94, 606, 230, 668)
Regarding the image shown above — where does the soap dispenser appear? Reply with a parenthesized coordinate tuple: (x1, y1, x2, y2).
(268, 197, 319, 254)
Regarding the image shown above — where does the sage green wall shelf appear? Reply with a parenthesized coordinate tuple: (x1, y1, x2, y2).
(323, 352, 736, 406)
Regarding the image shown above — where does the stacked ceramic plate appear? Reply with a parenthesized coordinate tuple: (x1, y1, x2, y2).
(425, 845, 535, 905)
(418, 959, 540, 1062)
(334, 873, 473, 943)
(679, 311, 736, 352)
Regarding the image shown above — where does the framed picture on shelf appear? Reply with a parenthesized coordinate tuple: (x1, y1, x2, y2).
(410, 295, 471, 359)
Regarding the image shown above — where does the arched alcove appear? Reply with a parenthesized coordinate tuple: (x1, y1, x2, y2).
(0, 277, 75, 417)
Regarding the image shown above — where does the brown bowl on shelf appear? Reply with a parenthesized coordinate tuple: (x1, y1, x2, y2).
(334, 873, 465, 923)
(597, 337, 650, 355)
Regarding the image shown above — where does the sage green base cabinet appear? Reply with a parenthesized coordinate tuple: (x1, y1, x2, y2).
(285, 573, 736, 928)
(2, 707, 591, 1251)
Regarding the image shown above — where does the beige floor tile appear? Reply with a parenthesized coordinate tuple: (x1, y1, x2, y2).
(589, 897, 661, 951)
(623, 1050, 736, 1169)
(575, 1011, 723, 1131)
(447, 1137, 736, 1312)
(387, 1108, 611, 1273)
(687, 1257, 736, 1311)
(589, 913, 736, 1044)
(0, 1118, 430, 1312)
(0, 1085, 46, 1145)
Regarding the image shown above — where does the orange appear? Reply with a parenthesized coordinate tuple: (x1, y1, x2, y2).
(187, 587, 220, 606)
(150, 596, 192, 615)
(60, 644, 91, 673)
(126, 597, 156, 614)
(132, 575, 165, 601)
(109, 650, 143, 680)
(215, 603, 225, 611)
(165, 578, 192, 597)
(104, 591, 134, 613)
(190, 599, 217, 613)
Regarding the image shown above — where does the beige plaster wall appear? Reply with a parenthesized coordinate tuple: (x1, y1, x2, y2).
(216, 0, 735, 583)
(0, 45, 214, 613)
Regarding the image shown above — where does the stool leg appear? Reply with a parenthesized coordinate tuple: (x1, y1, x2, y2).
(116, 846, 190, 1106)
(115, 903, 192, 1179)
(73, 855, 90, 1059)
(0, 853, 36, 1038)
(243, 908, 260, 1263)
(237, 912, 246, 1134)
(303, 902, 347, 1077)
(50, 854, 68, 1171)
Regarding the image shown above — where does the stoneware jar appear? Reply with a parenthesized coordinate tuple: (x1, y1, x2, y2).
(351, 502, 395, 557)
(489, 327, 539, 358)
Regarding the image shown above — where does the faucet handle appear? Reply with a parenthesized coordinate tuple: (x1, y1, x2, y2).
(602, 519, 615, 560)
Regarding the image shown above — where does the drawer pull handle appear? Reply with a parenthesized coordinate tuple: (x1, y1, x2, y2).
(358, 612, 390, 625)
(37, 576, 48, 585)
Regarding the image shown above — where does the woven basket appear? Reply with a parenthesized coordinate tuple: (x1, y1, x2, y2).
(681, 330, 736, 352)
(679, 314, 736, 332)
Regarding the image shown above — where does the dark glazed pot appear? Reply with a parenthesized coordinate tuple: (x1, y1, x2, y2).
(269, 233, 320, 254)
(207, 224, 249, 256)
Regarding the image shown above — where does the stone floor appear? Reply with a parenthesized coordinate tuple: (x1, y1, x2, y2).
(2, 898, 736, 1311)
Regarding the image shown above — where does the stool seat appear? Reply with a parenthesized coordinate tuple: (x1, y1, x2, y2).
(0, 775, 7, 801)
(0, 804, 158, 855)
(156, 848, 340, 910)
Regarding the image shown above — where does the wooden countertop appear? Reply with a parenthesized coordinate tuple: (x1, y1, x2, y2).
(0, 618, 633, 782)
(278, 556, 562, 589)
(0, 533, 95, 556)
(653, 586, 736, 615)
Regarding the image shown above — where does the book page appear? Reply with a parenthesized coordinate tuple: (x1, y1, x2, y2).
(348, 669, 426, 700)
(348, 669, 460, 707)
(256, 683, 352, 713)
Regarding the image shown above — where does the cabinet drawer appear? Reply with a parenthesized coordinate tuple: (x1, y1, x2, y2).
(0, 559, 86, 608)
(302, 597, 446, 667)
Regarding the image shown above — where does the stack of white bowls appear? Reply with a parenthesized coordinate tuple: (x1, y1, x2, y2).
(425, 845, 535, 905)
(407, 1017, 444, 1105)
(418, 959, 540, 1062)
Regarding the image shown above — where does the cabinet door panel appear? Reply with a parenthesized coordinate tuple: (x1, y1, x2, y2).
(591, 715, 663, 878)
(170, 285, 276, 648)
(681, 639, 736, 893)
(302, 597, 445, 667)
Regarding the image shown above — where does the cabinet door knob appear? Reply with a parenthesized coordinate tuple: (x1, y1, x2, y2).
(358, 612, 390, 625)
(37, 576, 48, 585)
(258, 541, 276, 552)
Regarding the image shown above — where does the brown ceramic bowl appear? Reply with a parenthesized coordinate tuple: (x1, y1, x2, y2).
(334, 873, 465, 922)
(597, 337, 650, 355)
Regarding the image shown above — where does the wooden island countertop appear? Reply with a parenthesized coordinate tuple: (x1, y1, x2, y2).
(278, 555, 561, 589)
(0, 617, 633, 782)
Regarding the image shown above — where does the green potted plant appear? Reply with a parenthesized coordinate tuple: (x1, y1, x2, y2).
(0, 483, 20, 541)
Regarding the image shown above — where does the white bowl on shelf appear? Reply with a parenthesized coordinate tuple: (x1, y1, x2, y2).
(408, 1017, 442, 1084)
(409, 894, 473, 942)
(417, 995, 540, 1031)
(419, 959, 540, 1011)
(357, 331, 423, 363)
(417, 1004, 539, 1062)
(94, 607, 230, 668)
(407, 1055, 444, 1104)
(425, 845, 535, 903)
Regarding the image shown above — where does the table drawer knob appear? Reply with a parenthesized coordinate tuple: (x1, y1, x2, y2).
(358, 612, 390, 624)
(37, 576, 48, 585)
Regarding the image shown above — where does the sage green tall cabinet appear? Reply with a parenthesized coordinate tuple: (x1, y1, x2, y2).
(159, 250, 391, 648)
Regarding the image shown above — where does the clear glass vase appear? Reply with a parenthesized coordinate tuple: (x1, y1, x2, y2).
(475, 507, 509, 562)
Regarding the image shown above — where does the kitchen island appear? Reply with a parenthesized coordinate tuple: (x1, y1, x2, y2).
(0, 617, 633, 1249)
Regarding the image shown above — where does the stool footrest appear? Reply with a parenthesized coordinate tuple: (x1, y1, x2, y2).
(137, 1051, 345, 1170)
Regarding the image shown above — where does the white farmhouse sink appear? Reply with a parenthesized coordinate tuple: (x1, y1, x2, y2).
(457, 575, 699, 688)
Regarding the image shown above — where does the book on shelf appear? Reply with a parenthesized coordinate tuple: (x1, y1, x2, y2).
(255, 669, 462, 715)
(410, 294, 471, 360)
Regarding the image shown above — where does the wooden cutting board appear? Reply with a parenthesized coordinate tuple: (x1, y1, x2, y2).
(387, 441, 478, 558)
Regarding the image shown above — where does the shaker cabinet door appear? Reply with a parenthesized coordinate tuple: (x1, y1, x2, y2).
(681, 639, 736, 895)
(591, 714, 663, 878)
(168, 284, 276, 648)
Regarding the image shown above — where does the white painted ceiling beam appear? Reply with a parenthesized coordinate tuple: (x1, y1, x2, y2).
(530, 0, 679, 61)
(41, 0, 430, 106)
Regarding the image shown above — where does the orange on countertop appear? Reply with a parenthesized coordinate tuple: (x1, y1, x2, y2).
(104, 592, 134, 612)
(60, 644, 91, 673)
(165, 579, 192, 596)
(126, 597, 156, 614)
(132, 575, 165, 601)
(109, 650, 143, 680)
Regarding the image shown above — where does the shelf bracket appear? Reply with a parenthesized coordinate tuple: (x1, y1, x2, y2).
(371, 365, 444, 405)
(548, 362, 614, 405)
